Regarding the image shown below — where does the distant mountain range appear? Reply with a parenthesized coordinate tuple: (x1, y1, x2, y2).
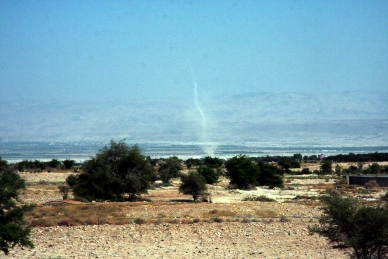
(1, 92, 387, 147)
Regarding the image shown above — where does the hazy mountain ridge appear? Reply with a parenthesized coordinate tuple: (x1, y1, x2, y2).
(1, 92, 387, 145)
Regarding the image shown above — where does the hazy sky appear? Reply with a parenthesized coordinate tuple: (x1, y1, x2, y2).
(1, 1, 387, 102)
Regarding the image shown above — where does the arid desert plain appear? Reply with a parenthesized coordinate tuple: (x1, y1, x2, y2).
(7, 162, 388, 259)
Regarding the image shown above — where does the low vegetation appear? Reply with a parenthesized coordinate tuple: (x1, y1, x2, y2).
(0, 159, 35, 255)
(309, 190, 388, 259)
(225, 155, 284, 189)
(242, 195, 277, 202)
(179, 171, 207, 201)
(66, 140, 157, 202)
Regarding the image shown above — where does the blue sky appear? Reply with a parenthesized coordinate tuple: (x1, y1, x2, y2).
(1, 0, 387, 102)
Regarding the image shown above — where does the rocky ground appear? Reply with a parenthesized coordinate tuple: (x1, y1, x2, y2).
(8, 170, 385, 258)
(9, 221, 348, 259)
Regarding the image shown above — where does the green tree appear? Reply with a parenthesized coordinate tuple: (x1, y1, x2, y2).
(63, 159, 75, 170)
(158, 156, 183, 184)
(66, 140, 157, 202)
(256, 161, 284, 188)
(0, 157, 8, 170)
(225, 155, 260, 189)
(179, 171, 207, 201)
(278, 157, 300, 169)
(293, 153, 302, 161)
(309, 190, 388, 259)
(334, 164, 342, 176)
(197, 165, 219, 184)
(185, 158, 202, 169)
(203, 156, 223, 168)
(0, 158, 35, 255)
(47, 159, 61, 169)
(225, 155, 283, 189)
(320, 161, 333, 175)
(367, 163, 381, 174)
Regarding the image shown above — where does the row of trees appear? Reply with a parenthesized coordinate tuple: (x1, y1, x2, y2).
(341, 162, 388, 175)
(65, 140, 284, 202)
(324, 152, 388, 163)
(12, 158, 76, 172)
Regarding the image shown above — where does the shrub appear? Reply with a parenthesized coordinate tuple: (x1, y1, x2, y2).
(66, 140, 157, 202)
(158, 156, 183, 184)
(0, 168, 36, 255)
(213, 217, 224, 223)
(225, 155, 283, 189)
(279, 215, 291, 222)
(301, 168, 310, 174)
(58, 184, 70, 200)
(319, 161, 333, 175)
(206, 210, 236, 217)
(30, 219, 56, 227)
(364, 180, 380, 189)
(179, 171, 207, 201)
(197, 165, 220, 184)
(309, 190, 388, 259)
(134, 218, 146, 225)
(57, 218, 71, 226)
(241, 217, 252, 223)
(168, 219, 178, 224)
(243, 195, 277, 202)
(335, 177, 348, 185)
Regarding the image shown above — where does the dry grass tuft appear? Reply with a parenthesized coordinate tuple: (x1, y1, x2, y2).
(204, 209, 236, 218)
(255, 209, 277, 218)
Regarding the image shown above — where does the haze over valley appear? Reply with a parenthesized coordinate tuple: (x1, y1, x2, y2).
(1, 91, 387, 161)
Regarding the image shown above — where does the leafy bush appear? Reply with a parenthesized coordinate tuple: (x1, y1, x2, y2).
(57, 218, 72, 226)
(309, 190, 388, 259)
(225, 155, 283, 189)
(179, 171, 207, 201)
(197, 165, 220, 184)
(0, 165, 36, 255)
(134, 218, 146, 225)
(58, 184, 70, 200)
(319, 161, 333, 175)
(158, 156, 183, 184)
(66, 140, 157, 202)
(364, 180, 380, 189)
(63, 159, 75, 169)
(243, 195, 277, 202)
(213, 217, 224, 223)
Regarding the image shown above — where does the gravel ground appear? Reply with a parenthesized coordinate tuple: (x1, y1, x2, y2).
(6, 172, 354, 258)
(8, 221, 347, 259)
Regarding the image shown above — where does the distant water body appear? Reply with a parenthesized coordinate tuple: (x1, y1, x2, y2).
(1, 141, 388, 163)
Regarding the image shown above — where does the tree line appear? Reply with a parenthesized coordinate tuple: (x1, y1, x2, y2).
(324, 152, 388, 163)
(64, 140, 285, 202)
(11, 158, 77, 172)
